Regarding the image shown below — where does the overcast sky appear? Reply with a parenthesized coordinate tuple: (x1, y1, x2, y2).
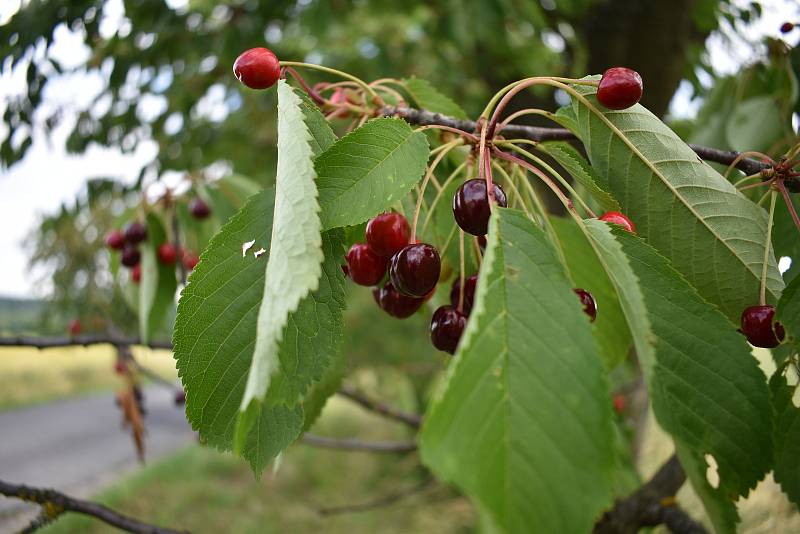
(0, 0, 798, 299)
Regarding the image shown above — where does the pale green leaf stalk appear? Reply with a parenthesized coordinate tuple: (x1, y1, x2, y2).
(237, 80, 325, 444)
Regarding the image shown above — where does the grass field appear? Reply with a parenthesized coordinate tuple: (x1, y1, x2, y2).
(0, 345, 177, 409)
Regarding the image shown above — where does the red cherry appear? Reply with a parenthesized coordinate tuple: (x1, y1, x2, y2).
(366, 212, 411, 257)
(389, 243, 441, 297)
(233, 47, 281, 90)
(174, 390, 186, 406)
(450, 274, 478, 316)
(597, 67, 643, 110)
(114, 360, 127, 375)
(189, 198, 211, 219)
(740, 305, 785, 348)
(573, 288, 597, 322)
(121, 245, 141, 268)
(182, 251, 200, 271)
(346, 243, 388, 286)
(430, 305, 467, 355)
(613, 394, 627, 414)
(453, 179, 508, 236)
(372, 281, 426, 319)
(131, 263, 142, 284)
(68, 319, 81, 336)
(780, 22, 794, 34)
(123, 221, 147, 244)
(158, 243, 177, 265)
(105, 230, 125, 250)
(599, 211, 636, 233)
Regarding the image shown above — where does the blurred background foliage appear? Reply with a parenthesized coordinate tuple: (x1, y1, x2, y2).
(0, 0, 798, 327)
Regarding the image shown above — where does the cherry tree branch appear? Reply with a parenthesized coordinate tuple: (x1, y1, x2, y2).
(382, 106, 770, 175)
(593, 454, 708, 534)
(0, 335, 172, 350)
(338, 384, 422, 428)
(316, 478, 433, 516)
(0, 479, 186, 534)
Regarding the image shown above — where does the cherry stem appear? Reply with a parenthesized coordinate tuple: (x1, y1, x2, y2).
(491, 161, 533, 219)
(458, 230, 465, 313)
(739, 179, 774, 192)
(282, 67, 326, 105)
(483, 146, 496, 204)
(734, 173, 765, 188)
(498, 141, 597, 218)
(760, 192, 777, 306)
(415, 124, 479, 143)
(723, 151, 774, 180)
(421, 161, 468, 235)
(279, 61, 382, 103)
(777, 180, 800, 235)
(480, 76, 598, 121)
(498, 108, 556, 131)
(410, 139, 464, 243)
(492, 148, 581, 223)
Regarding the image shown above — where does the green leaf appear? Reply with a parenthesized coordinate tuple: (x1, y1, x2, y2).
(569, 87, 784, 322)
(238, 80, 326, 427)
(585, 220, 774, 533)
(138, 213, 176, 343)
(315, 118, 430, 230)
(301, 347, 347, 432)
(770, 370, 800, 507)
(420, 208, 615, 533)
(173, 188, 347, 475)
(725, 96, 785, 153)
(550, 217, 631, 368)
(538, 142, 621, 214)
(401, 77, 469, 119)
(777, 271, 800, 346)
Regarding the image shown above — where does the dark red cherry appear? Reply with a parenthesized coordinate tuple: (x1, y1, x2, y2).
(68, 319, 81, 336)
(233, 47, 281, 90)
(366, 212, 411, 257)
(599, 211, 636, 233)
(573, 288, 597, 322)
(477, 235, 487, 252)
(372, 281, 426, 319)
(346, 243, 388, 286)
(182, 250, 200, 271)
(780, 22, 794, 34)
(597, 67, 643, 110)
(450, 274, 478, 316)
(740, 305, 785, 348)
(453, 179, 508, 236)
(613, 394, 626, 414)
(105, 230, 125, 250)
(430, 305, 467, 355)
(158, 243, 177, 264)
(189, 198, 211, 219)
(121, 245, 141, 268)
(174, 390, 186, 406)
(389, 243, 441, 297)
(123, 221, 147, 244)
(131, 263, 142, 284)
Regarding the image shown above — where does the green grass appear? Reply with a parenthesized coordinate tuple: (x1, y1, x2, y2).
(40, 394, 474, 534)
(0, 345, 177, 409)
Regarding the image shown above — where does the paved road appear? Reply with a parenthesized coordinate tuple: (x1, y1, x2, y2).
(0, 385, 194, 529)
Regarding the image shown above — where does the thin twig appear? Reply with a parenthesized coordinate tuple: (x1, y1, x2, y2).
(337, 384, 422, 428)
(0, 335, 172, 350)
(316, 478, 434, 516)
(381, 106, 770, 175)
(301, 433, 417, 453)
(0, 479, 186, 534)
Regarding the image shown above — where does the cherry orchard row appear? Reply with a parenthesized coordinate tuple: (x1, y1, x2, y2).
(234, 46, 787, 353)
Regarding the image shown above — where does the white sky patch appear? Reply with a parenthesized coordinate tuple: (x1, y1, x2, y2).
(779, 256, 793, 274)
(242, 240, 255, 257)
(253, 248, 266, 258)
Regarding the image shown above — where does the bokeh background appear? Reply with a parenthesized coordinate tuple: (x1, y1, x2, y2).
(1, 0, 800, 532)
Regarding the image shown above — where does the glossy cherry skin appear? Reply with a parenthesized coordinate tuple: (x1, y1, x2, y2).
(121, 245, 141, 268)
(131, 263, 142, 284)
(780, 22, 794, 34)
(182, 251, 200, 271)
(599, 211, 636, 233)
(372, 281, 426, 319)
(597, 67, 643, 110)
(430, 305, 467, 355)
(453, 179, 508, 236)
(123, 221, 148, 244)
(158, 243, 177, 264)
(740, 305, 785, 348)
(346, 243, 388, 286)
(366, 212, 411, 257)
(450, 274, 478, 316)
(573, 288, 597, 322)
(105, 230, 125, 250)
(233, 47, 281, 90)
(189, 198, 211, 219)
(389, 243, 441, 297)
(68, 319, 81, 336)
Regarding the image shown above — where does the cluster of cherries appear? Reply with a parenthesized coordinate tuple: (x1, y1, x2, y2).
(104, 199, 210, 283)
